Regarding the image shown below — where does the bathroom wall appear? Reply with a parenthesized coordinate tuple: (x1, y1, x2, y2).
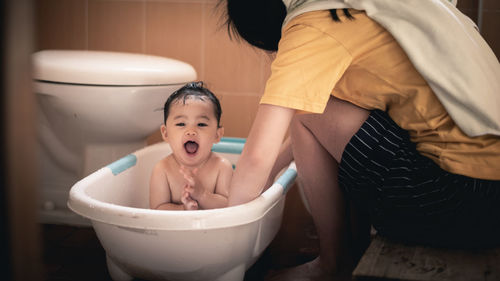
(35, 0, 500, 141)
(458, 0, 500, 57)
(35, 0, 272, 142)
(4, 0, 42, 280)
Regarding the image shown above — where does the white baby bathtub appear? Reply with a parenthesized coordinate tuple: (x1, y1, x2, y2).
(67, 137, 297, 281)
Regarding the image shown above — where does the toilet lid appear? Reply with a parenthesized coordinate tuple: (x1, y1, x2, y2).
(32, 50, 197, 86)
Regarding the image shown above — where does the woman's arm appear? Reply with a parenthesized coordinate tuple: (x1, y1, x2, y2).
(228, 104, 295, 206)
(264, 136, 293, 191)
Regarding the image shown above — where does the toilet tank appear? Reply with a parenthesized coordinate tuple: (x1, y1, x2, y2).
(32, 50, 197, 142)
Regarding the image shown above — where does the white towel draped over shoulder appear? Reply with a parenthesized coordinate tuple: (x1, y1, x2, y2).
(281, 0, 500, 137)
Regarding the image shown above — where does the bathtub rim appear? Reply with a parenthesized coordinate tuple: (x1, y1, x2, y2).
(67, 142, 297, 231)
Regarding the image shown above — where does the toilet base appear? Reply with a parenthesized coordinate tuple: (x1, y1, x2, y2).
(38, 139, 147, 226)
(216, 264, 246, 281)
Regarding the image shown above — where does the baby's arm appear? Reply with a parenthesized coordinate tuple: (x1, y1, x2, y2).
(210, 158, 233, 208)
(149, 162, 185, 210)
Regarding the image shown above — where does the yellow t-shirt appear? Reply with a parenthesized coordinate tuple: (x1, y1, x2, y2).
(261, 10, 500, 180)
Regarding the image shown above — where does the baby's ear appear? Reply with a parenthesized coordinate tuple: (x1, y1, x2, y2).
(160, 124, 168, 142)
(215, 126, 224, 143)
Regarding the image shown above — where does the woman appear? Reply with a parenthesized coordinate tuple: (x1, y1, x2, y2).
(221, 0, 500, 280)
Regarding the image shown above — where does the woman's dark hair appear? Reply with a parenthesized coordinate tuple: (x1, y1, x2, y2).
(163, 81, 222, 127)
(220, 0, 287, 51)
(219, 1, 354, 52)
(329, 9, 354, 22)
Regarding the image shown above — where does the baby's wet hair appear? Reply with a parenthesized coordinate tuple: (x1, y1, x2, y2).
(163, 81, 222, 127)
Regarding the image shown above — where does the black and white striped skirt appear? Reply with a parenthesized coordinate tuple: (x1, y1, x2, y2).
(339, 110, 500, 248)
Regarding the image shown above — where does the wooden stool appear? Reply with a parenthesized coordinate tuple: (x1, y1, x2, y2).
(353, 235, 500, 281)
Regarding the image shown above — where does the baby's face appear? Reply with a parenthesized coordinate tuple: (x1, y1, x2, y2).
(162, 98, 222, 167)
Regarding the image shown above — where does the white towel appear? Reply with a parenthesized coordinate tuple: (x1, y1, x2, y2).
(281, 0, 500, 137)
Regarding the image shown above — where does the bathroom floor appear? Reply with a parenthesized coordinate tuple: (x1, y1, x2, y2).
(41, 183, 319, 281)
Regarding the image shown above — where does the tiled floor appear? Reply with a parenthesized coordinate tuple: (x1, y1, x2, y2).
(41, 184, 319, 281)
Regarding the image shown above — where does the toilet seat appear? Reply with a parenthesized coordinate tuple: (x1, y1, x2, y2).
(32, 50, 196, 86)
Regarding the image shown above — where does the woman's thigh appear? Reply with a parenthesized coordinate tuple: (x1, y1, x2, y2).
(291, 96, 370, 163)
(338, 109, 500, 248)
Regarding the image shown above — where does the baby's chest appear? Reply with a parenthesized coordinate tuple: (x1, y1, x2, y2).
(167, 171, 219, 200)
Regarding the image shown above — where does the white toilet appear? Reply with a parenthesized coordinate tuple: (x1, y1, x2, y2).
(33, 50, 196, 225)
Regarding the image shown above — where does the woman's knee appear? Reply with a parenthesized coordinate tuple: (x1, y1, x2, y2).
(290, 114, 306, 135)
(290, 113, 317, 146)
(290, 97, 370, 161)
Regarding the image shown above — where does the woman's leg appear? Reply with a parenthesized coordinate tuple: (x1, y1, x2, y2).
(270, 97, 370, 280)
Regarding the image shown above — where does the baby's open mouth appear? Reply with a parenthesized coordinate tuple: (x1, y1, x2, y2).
(184, 141, 199, 154)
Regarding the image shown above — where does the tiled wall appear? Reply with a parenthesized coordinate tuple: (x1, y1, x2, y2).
(35, 0, 500, 142)
(35, 0, 272, 142)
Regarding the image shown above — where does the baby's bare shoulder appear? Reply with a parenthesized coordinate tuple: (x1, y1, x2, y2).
(153, 155, 176, 173)
(211, 153, 232, 170)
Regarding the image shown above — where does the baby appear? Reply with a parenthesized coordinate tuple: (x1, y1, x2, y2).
(149, 82, 232, 210)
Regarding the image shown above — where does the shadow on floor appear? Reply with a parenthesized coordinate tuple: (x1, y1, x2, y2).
(42, 183, 318, 281)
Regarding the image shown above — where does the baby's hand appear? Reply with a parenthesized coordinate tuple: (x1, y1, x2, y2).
(181, 189, 198, 210)
(179, 166, 204, 201)
(180, 165, 196, 185)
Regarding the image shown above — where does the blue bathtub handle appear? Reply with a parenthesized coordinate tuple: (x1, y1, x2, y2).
(108, 154, 137, 175)
(212, 137, 246, 154)
(276, 164, 297, 194)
